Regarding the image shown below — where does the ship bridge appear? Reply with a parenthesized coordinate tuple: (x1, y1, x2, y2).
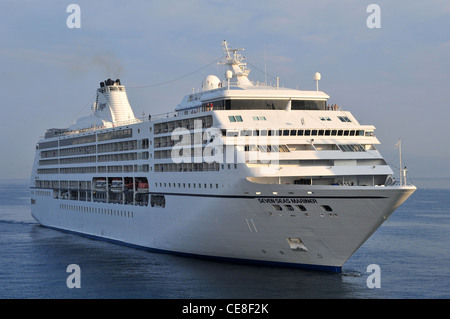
(175, 41, 329, 114)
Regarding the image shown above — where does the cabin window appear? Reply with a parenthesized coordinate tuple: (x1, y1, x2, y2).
(252, 116, 266, 121)
(228, 115, 243, 122)
(338, 116, 351, 122)
(339, 144, 366, 152)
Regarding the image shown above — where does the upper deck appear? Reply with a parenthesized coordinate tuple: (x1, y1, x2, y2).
(176, 84, 330, 112)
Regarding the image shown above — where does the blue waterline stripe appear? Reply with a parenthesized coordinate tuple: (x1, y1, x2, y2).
(149, 192, 387, 199)
(29, 187, 388, 200)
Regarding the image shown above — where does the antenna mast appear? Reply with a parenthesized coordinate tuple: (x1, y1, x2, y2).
(395, 138, 407, 186)
(220, 40, 252, 86)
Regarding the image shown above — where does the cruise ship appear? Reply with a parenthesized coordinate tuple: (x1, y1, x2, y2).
(30, 41, 416, 272)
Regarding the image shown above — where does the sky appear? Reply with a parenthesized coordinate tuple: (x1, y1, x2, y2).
(0, 0, 449, 180)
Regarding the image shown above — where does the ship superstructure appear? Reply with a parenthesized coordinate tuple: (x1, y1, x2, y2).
(30, 41, 416, 272)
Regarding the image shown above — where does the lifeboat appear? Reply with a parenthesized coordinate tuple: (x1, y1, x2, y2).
(111, 179, 123, 193)
(95, 179, 107, 191)
(137, 182, 149, 193)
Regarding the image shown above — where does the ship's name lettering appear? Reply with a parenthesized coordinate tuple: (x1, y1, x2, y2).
(257, 198, 318, 204)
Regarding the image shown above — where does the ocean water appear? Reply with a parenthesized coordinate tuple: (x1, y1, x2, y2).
(1, 178, 449, 300)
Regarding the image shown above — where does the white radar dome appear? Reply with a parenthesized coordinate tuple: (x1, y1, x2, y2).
(225, 70, 233, 80)
(314, 72, 321, 81)
(203, 75, 221, 91)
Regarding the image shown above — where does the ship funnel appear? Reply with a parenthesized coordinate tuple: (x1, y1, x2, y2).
(69, 78, 137, 131)
(95, 78, 136, 124)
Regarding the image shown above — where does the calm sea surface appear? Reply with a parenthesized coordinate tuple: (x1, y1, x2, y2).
(1, 178, 449, 299)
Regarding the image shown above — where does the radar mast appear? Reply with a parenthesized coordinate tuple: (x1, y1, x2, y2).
(220, 40, 253, 86)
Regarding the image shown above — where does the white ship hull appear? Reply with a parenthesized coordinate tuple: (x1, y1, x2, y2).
(31, 183, 415, 272)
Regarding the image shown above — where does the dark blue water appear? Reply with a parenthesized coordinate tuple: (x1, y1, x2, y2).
(1, 178, 449, 299)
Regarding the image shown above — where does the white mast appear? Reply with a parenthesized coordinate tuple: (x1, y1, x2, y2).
(314, 72, 321, 91)
(220, 40, 253, 87)
(394, 138, 405, 186)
